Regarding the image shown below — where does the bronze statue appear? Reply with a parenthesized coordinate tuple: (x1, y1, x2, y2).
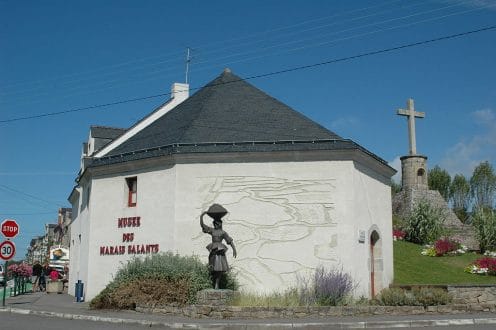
(200, 204, 237, 289)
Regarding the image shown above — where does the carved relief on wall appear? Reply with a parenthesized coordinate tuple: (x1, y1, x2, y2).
(193, 176, 338, 291)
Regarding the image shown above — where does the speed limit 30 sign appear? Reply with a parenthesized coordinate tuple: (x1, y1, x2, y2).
(0, 240, 16, 261)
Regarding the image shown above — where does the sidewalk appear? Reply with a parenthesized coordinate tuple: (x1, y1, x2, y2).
(1, 291, 496, 329)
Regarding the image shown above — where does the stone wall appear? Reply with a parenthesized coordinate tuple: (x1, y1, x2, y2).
(136, 303, 496, 319)
(136, 285, 496, 319)
(448, 285, 496, 305)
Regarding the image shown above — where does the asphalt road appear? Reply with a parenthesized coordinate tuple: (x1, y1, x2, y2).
(1, 313, 165, 330)
(2, 313, 496, 330)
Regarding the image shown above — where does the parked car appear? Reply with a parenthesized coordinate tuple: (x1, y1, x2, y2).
(0, 264, 4, 285)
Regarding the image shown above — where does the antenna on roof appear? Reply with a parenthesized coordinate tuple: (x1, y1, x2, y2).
(185, 47, 191, 84)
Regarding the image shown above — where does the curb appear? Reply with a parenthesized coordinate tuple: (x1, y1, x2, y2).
(2, 307, 496, 329)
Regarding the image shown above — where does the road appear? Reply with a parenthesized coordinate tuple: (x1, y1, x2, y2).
(1, 313, 496, 330)
(1, 312, 165, 330)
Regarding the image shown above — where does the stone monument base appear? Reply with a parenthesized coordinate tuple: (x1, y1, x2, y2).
(393, 188, 479, 250)
(196, 289, 239, 306)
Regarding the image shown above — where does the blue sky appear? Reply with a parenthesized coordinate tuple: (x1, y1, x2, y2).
(1, 0, 495, 258)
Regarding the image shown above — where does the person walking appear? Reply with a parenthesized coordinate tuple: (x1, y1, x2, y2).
(32, 261, 42, 292)
(39, 263, 49, 292)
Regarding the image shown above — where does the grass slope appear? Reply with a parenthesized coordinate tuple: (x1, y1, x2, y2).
(394, 240, 496, 285)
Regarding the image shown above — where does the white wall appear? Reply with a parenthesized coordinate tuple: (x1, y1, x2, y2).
(174, 160, 393, 297)
(77, 158, 393, 300)
(82, 165, 177, 300)
(68, 185, 91, 299)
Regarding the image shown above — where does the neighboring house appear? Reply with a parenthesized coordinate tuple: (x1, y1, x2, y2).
(69, 69, 395, 301)
(54, 207, 72, 247)
(26, 236, 44, 264)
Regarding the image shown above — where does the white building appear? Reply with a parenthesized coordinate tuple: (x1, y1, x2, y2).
(68, 69, 395, 301)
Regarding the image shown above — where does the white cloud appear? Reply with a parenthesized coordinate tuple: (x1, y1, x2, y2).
(440, 108, 496, 177)
(465, 0, 496, 10)
(473, 108, 496, 123)
(329, 116, 359, 131)
(440, 0, 496, 11)
(389, 156, 402, 184)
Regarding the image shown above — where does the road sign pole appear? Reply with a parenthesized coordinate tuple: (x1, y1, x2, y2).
(2, 260, 7, 307)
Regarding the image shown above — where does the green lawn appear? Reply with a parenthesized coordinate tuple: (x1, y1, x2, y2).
(394, 240, 496, 285)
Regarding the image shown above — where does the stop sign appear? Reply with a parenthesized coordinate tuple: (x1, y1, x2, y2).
(1, 219, 19, 239)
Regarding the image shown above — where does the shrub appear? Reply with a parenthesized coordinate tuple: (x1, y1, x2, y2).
(232, 289, 301, 307)
(295, 273, 315, 306)
(375, 288, 417, 306)
(412, 287, 452, 306)
(91, 277, 191, 309)
(90, 252, 238, 309)
(232, 267, 356, 307)
(404, 201, 445, 244)
(392, 214, 406, 230)
(472, 208, 496, 253)
(313, 266, 355, 306)
(376, 287, 452, 306)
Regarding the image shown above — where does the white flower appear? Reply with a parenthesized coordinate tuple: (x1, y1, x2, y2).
(484, 251, 496, 257)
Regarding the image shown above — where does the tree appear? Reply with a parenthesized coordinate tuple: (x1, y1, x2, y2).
(391, 179, 401, 197)
(428, 165, 451, 200)
(470, 161, 496, 210)
(449, 174, 471, 223)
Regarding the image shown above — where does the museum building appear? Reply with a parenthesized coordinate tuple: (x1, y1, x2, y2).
(68, 69, 395, 301)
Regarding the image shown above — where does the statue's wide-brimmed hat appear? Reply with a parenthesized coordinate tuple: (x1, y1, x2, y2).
(206, 203, 228, 219)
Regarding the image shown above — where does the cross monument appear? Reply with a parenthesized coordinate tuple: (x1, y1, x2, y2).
(397, 98, 425, 155)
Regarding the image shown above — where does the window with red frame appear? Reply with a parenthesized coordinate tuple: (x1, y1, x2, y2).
(126, 177, 137, 207)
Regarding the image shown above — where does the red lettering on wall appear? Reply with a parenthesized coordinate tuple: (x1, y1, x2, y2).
(100, 245, 127, 256)
(122, 233, 134, 242)
(101, 216, 158, 256)
(117, 216, 141, 228)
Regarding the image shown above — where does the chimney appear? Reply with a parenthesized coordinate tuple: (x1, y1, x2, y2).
(171, 83, 189, 104)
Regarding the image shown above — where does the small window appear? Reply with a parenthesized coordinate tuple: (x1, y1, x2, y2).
(417, 168, 425, 177)
(126, 177, 137, 207)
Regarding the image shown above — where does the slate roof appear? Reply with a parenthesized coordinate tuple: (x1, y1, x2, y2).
(91, 70, 388, 167)
(90, 126, 126, 139)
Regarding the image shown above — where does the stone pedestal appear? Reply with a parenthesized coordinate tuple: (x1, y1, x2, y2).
(196, 289, 239, 306)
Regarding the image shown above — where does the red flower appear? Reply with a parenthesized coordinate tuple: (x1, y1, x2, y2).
(434, 238, 460, 256)
(474, 257, 496, 275)
(393, 229, 406, 240)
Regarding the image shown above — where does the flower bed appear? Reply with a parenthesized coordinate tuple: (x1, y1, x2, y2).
(421, 238, 467, 257)
(465, 257, 496, 275)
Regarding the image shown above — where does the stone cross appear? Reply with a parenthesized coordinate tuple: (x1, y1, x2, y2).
(397, 98, 425, 155)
